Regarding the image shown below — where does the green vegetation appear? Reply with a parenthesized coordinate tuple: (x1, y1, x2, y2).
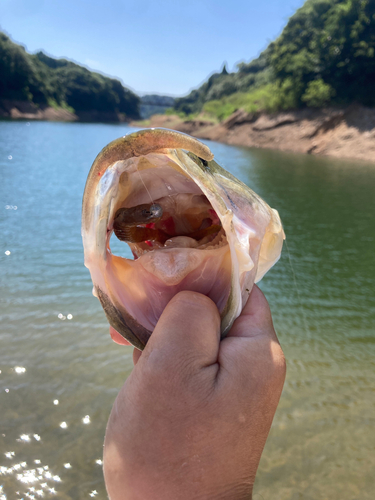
(0, 32, 140, 118)
(202, 81, 305, 121)
(301, 79, 336, 107)
(174, 53, 272, 116)
(174, 0, 375, 119)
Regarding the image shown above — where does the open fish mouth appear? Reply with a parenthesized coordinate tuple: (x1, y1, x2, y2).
(82, 128, 285, 350)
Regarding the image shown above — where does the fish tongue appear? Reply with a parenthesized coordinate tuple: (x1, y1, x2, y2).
(140, 248, 201, 286)
(164, 236, 198, 249)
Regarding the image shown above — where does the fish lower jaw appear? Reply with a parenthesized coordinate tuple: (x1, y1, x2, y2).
(105, 239, 232, 332)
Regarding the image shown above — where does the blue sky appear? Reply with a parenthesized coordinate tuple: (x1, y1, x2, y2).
(0, 0, 305, 97)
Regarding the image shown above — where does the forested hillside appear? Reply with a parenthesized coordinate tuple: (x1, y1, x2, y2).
(174, 0, 375, 119)
(0, 32, 140, 119)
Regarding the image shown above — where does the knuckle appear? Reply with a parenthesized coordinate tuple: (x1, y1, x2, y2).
(263, 343, 286, 393)
(273, 343, 286, 372)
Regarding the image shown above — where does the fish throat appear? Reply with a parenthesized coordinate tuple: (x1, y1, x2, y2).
(113, 200, 223, 250)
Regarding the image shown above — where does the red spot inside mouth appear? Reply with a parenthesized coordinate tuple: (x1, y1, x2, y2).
(209, 209, 220, 225)
(145, 240, 152, 247)
(161, 216, 175, 235)
(98, 172, 101, 176)
(145, 223, 155, 229)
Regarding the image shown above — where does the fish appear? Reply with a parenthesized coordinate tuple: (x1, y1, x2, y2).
(82, 128, 285, 350)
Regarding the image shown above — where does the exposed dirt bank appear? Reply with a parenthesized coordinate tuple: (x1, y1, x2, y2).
(0, 100, 130, 123)
(139, 105, 375, 164)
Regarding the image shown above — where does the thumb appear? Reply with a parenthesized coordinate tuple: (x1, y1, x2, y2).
(136, 291, 221, 373)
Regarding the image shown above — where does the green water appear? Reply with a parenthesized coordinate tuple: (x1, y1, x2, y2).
(1, 122, 374, 499)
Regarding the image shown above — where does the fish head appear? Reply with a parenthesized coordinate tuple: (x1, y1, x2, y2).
(82, 128, 285, 350)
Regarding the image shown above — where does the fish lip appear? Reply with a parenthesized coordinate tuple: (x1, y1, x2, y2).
(109, 326, 131, 346)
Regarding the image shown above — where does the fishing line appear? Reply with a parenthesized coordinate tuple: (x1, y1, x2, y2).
(285, 238, 310, 337)
(136, 162, 154, 205)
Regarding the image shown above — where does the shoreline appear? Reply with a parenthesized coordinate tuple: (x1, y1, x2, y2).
(3, 99, 374, 164)
(136, 105, 375, 164)
(0, 99, 132, 123)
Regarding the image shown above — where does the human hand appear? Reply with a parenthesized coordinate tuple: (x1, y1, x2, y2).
(103, 286, 286, 500)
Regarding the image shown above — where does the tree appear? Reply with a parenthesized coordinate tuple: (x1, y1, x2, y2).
(301, 79, 336, 106)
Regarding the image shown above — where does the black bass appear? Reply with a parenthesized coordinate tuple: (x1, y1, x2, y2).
(82, 128, 284, 350)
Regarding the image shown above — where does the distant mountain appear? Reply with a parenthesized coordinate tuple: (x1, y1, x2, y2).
(174, 0, 375, 119)
(0, 32, 140, 120)
(140, 94, 175, 119)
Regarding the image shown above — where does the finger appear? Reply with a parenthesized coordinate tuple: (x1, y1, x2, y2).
(219, 286, 286, 395)
(141, 291, 221, 373)
(109, 326, 132, 346)
(240, 285, 273, 326)
(227, 285, 277, 341)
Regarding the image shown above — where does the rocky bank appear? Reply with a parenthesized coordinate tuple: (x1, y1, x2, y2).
(143, 105, 375, 164)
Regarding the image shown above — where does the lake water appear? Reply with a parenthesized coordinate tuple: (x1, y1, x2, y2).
(1, 121, 374, 500)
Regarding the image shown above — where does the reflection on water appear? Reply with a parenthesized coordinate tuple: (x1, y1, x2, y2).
(1, 122, 375, 499)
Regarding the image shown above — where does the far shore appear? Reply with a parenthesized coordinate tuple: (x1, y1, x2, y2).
(132, 105, 375, 164)
(3, 99, 375, 164)
(0, 99, 131, 123)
